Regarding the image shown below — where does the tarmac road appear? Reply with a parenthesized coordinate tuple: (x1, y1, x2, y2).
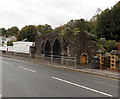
(0, 57, 119, 97)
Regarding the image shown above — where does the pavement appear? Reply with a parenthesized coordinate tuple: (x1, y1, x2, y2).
(45, 63, 120, 80)
(1, 54, 120, 80)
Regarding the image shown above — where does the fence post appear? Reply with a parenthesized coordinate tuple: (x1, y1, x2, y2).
(6, 47, 8, 55)
(42, 54, 44, 62)
(75, 58, 77, 69)
(51, 54, 53, 64)
(61, 56, 64, 65)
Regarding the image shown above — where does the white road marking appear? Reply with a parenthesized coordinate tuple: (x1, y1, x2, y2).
(52, 76, 113, 97)
(1, 61, 11, 65)
(82, 78, 118, 88)
(19, 66, 36, 73)
(0, 94, 1, 97)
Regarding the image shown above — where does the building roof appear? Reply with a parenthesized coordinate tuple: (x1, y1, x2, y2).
(0, 36, 7, 41)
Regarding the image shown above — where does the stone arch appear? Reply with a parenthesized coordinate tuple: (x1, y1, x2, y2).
(80, 53, 88, 64)
(53, 39, 61, 57)
(41, 42, 44, 54)
(45, 40, 51, 57)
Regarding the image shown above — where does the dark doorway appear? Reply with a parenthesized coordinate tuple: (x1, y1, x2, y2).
(45, 40, 51, 57)
(53, 39, 61, 57)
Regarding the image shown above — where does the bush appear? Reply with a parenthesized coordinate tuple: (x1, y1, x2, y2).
(96, 38, 117, 52)
(7, 41, 14, 46)
(104, 40, 117, 52)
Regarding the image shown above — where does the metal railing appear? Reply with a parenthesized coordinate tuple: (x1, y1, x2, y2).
(36, 54, 77, 68)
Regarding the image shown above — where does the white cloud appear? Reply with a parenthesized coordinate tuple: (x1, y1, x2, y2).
(0, 0, 119, 29)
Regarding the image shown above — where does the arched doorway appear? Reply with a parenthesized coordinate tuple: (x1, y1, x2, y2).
(45, 40, 51, 57)
(53, 39, 61, 57)
(80, 53, 88, 64)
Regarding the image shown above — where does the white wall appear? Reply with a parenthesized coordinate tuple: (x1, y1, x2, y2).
(13, 41, 33, 47)
(0, 41, 34, 54)
(0, 36, 7, 46)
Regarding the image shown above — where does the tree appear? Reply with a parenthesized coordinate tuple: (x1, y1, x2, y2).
(96, 9, 111, 39)
(36, 24, 52, 35)
(0, 28, 7, 36)
(17, 25, 38, 42)
(75, 19, 88, 31)
(89, 8, 102, 36)
(7, 26, 19, 36)
(96, 38, 117, 52)
(110, 1, 120, 41)
(104, 40, 116, 52)
(90, 8, 102, 22)
(95, 1, 120, 41)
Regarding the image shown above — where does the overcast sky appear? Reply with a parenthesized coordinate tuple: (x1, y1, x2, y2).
(0, 0, 119, 29)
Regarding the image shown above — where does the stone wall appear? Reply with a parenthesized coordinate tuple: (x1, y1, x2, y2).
(1, 51, 29, 58)
(35, 31, 97, 64)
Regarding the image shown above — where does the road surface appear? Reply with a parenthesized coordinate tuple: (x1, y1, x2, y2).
(0, 57, 119, 97)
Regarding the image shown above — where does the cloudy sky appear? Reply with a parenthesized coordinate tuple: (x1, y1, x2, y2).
(0, 0, 119, 29)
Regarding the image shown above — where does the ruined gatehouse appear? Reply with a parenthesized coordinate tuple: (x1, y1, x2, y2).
(35, 31, 97, 64)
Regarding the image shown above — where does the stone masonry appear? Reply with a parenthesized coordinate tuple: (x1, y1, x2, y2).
(35, 31, 97, 64)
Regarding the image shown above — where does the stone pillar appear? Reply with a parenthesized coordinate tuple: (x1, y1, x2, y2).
(29, 46, 36, 58)
(96, 50, 105, 69)
(110, 50, 120, 70)
(117, 43, 120, 52)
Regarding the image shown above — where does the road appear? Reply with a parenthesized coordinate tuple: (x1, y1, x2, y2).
(0, 57, 119, 97)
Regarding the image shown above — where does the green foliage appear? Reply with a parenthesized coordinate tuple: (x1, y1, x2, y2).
(88, 20, 97, 35)
(36, 24, 52, 36)
(7, 26, 19, 37)
(96, 38, 117, 52)
(59, 25, 80, 38)
(60, 30, 66, 37)
(0, 28, 7, 36)
(54, 25, 65, 33)
(59, 27, 73, 39)
(109, 1, 120, 41)
(96, 1, 120, 41)
(96, 9, 111, 39)
(74, 19, 90, 31)
(17, 25, 38, 42)
(73, 28, 80, 36)
(7, 41, 14, 46)
(87, 32, 97, 41)
(75, 19, 86, 31)
(104, 40, 117, 52)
